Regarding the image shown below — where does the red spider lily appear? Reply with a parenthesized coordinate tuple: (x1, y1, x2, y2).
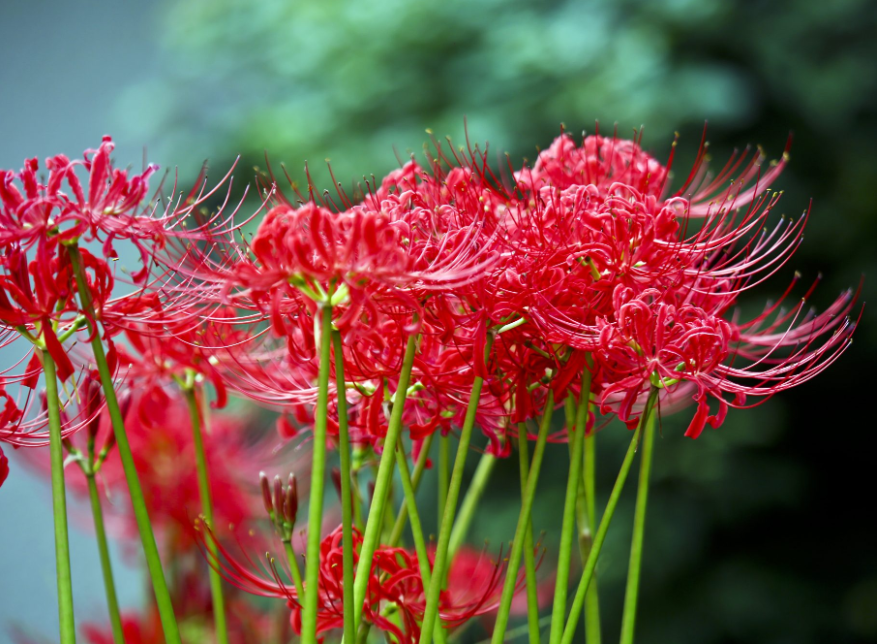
(54, 390, 279, 554)
(596, 286, 733, 432)
(514, 128, 788, 217)
(82, 611, 164, 644)
(595, 281, 856, 438)
(109, 306, 252, 412)
(0, 137, 160, 280)
(12, 136, 246, 278)
(460, 129, 851, 441)
(0, 444, 9, 489)
(0, 366, 106, 448)
(1, 138, 253, 336)
(514, 131, 670, 199)
(498, 176, 796, 354)
(223, 159, 498, 350)
(198, 524, 514, 644)
(80, 572, 272, 644)
(0, 244, 81, 382)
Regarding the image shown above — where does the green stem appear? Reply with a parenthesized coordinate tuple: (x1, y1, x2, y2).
(448, 450, 496, 558)
(68, 245, 181, 644)
(332, 330, 356, 644)
(86, 474, 124, 644)
(549, 369, 591, 644)
(618, 388, 659, 644)
(351, 334, 418, 630)
(419, 347, 495, 644)
(379, 479, 397, 544)
(351, 436, 438, 644)
(352, 445, 365, 532)
(474, 616, 553, 644)
(283, 540, 305, 600)
(183, 387, 228, 644)
(388, 432, 434, 548)
(43, 351, 77, 644)
(489, 391, 555, 644)
(395, 438, 432, 593)
(396, 439, 448, 644)
(582, 428, 601, 644)
(301, 304, 334, 644)
(570, 394, 601, 644)
(438, 433, 450, 531)
(560, 390, 658, 644)
(517, 423, 541, 644)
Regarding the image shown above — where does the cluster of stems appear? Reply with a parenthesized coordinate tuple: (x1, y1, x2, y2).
(29, 253, 704, 644)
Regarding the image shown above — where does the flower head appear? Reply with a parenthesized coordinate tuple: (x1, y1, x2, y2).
(0, 444, 9, 490)
(200, 524, 516, 643)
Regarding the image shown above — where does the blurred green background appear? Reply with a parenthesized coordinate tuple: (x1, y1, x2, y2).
(1, 0, 876, 642)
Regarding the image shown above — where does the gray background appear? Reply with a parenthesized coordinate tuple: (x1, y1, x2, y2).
(0, 4, 161, 642)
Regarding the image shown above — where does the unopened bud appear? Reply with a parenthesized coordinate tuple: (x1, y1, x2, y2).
(85, 379, 103, 440)
(273, 475, 283, 521)
(84, 376, 101, 415)
(102, 429, 116, 455)
(259, 472, 273, 516)
(118, 390, 133, 422)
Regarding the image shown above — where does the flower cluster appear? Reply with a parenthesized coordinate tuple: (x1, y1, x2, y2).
(178, 130, 855, 451)
(0, 127, 857, 644)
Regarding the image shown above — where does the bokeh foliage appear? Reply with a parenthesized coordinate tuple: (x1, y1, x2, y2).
(113, 0, 877, 642)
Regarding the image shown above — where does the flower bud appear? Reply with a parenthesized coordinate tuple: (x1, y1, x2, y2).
(84, 377, 102, 439)
(118, 389, 133, 422)
(101, 428, 116, 456)
(273, 475, 284, 522)
(259, 471, 273, 516)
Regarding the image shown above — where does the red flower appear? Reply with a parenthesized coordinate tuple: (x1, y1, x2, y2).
(0, 367, 106, 448)
(0, 244, 80, 382)
(0, 137, 159, 279)
(53, 390, 278, 554)
(595, 279, 856, 438)
(201, 524, 516, 644)
(514, 131, 670, 198)
(81, 611, 163, 644)
(0, 444, 9, 490)
(80, 578, 271, 644)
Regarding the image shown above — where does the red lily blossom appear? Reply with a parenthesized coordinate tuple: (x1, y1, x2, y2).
(56, 390, 280, 554)
(108, 306, 252, 413)
(199, 524, 514, 644)
(0, 367, 107, 448)
(222, 159, 499, 358)
(595, 281, 856, 438)
(80, 571, 272, 644)
(82, 611, 164, 644)
(514, 128, 788, 217)
(514, 131, 670, 198)
(0, 244, 81, 383)
(0, 137, 159, 280)
(0, 444, 9, 490)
